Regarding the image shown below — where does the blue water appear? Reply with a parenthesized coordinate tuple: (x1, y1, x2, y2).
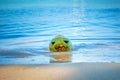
(0, 7, 120, 64)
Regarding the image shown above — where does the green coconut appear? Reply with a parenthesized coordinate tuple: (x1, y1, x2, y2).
(49, 35, 72, 52)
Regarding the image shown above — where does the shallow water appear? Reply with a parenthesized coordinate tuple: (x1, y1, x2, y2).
(0, 7, 120, 64)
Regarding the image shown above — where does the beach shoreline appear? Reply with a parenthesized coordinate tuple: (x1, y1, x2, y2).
(0, 63, 120, 80)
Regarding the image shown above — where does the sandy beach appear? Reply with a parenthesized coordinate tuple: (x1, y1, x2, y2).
(0, 63, 120, 80)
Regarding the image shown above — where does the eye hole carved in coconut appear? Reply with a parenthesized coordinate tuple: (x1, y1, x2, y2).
(64, 40, 69, 43)
(51, 41, 55, 45)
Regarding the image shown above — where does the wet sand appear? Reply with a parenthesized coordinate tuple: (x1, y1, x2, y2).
(0, 63, 120, 80)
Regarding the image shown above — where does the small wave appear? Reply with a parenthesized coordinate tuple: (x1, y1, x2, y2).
(0, 49, 33, 58)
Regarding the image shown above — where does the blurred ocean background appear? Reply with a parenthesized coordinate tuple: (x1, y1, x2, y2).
(0, 0, 120, 64)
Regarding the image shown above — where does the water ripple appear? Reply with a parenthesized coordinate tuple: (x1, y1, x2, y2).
(0, 8, 120, 64)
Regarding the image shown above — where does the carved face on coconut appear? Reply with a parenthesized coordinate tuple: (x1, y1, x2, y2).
(49, 35, 72, 52)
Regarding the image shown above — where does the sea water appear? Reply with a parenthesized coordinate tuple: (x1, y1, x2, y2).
(0, 7, 120, 64)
